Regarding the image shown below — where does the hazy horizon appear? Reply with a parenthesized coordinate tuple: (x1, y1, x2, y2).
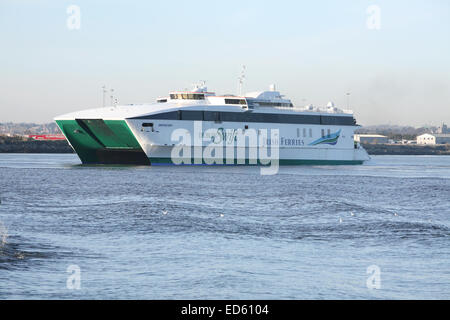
(1, 0, 449, 127)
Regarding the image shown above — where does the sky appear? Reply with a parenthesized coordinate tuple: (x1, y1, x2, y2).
(0, 0, 449, 126)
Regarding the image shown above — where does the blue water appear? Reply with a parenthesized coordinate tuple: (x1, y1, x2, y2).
(0, 154, 449, 299)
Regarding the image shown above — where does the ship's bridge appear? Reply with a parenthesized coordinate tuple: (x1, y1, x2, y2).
(168, 83, 215, 102)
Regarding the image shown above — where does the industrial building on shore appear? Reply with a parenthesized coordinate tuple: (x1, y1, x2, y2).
(417, 133, 450, 145)
(417, 123, 450, 145)
(354, 134, 389, 144)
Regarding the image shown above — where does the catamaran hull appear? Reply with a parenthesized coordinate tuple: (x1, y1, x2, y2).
(134, 145, 367, 165)
(126, 119, 370, 166)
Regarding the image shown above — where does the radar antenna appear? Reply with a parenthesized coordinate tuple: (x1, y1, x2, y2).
(192, 80, 207, 92)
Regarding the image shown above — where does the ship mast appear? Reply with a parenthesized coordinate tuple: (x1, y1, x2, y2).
(102, 85, 107, 107)
(237, 65, 246, 96)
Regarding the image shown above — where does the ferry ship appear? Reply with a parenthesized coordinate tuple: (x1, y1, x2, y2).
(54, 84, 369, 165)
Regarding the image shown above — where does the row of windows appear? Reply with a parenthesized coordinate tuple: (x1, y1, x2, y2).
(144, 121, 333, 139)
(255, 101, 294, 107)
(170, 93, 205, 100)
(224, 98, 247, 105)
(297, 128, 335, 138)
(133, 111, 356, 126)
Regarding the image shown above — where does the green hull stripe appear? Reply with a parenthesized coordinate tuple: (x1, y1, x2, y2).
(76, 119, 141, 149)
(55, 119, 148, 164)
(149, 157, 364, 166)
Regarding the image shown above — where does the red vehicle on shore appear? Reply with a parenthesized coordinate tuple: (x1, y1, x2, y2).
(28, 134, 66, 141)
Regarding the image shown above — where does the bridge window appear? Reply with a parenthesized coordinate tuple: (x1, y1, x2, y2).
(256, 101, 293, 107)
(180, 111, 203, 120)
(170, 93, 205, 100)
(225, 98, 247, 105)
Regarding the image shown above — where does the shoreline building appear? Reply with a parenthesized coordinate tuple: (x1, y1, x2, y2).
(354, 134, 388, 144)
(417, 133, 450, 145)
